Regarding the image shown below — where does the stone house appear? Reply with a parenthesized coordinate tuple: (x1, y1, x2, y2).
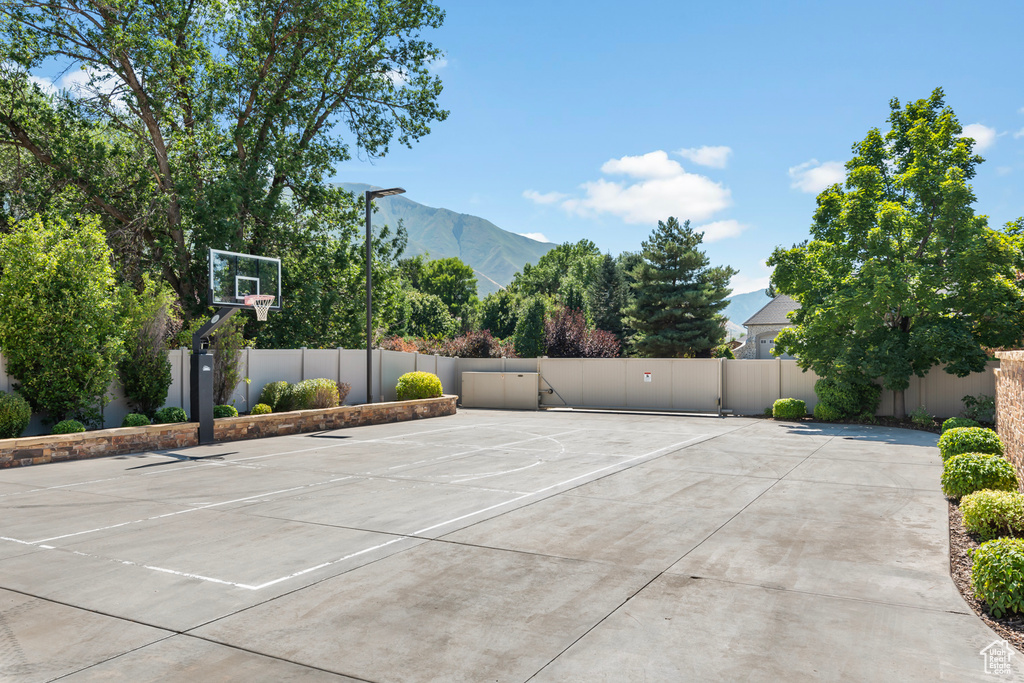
(734, 294, 800, 359)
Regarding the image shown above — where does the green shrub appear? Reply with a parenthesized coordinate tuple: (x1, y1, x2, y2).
(0, 391, 32, 438)
(153, 406, 187, 424)
(250, 403, 272, 415)
(214, 404, 238, 419)
(0, 215, 125, 426)
(337, 382, 351, 405)
(962, 393, 996, 424)
(909, 406, 932, 427)
(972, 538, 1024, 618)
(813, 402, 843, 422)
(51, 419, 85, 434)
(763, 406, 773, 416)
(813, 375, 881, 418)
(119, 277, 179, 418)
(258, 381, 290, 411)
(282, 378, 339, 411)
(396, 371, 443, 400)
(121, 413, 150, 428)
(941, 453, 1018, 499)
(772, 398, 806, 420)
(942, 417, 979, 433)
(961, 490, 1024, 541)
(938, 427, 1004, 461)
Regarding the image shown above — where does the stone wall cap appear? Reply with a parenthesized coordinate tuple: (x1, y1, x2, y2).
(995, 350, 1024, 360)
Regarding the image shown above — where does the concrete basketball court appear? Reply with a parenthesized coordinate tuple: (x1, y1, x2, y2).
(0, 408, 1019, 681)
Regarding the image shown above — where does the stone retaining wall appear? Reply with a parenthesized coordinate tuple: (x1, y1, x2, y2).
(995, 351, 1024, 488)
(0, 395, 457, 469)
(214, 395, 457, 442)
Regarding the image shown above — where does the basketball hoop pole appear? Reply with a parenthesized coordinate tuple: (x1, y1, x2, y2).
(191, 307, 240, 445)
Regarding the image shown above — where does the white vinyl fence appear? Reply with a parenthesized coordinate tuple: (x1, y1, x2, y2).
(0, 348, 997, 436)
(0, 348, 459, 436)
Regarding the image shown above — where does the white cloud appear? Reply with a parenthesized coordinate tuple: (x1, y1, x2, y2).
(729, 259, 772, 295)
(523, 189, 567, 205)
(600, 150, 683, 179)
(960, 123, 997, 151)
(1013, 127, 1024, 140)
(1019, 107, 1024, 114)
(693, 219, 747, 242)
(557, 150, 731, 224)
(996, 166, 1013, 176)
(517, 232, 550, 243)
(428, 57, 448, 72)
(788, 159, 845, 193)
(28, 75, 57, 95)
(674, 145, 732, 169)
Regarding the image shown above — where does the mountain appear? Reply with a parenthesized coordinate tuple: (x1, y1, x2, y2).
(339, 183, 555, 296)
(723, 289, 772, 340)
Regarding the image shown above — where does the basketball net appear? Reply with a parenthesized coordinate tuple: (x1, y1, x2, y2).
(243, 294, 275, 321)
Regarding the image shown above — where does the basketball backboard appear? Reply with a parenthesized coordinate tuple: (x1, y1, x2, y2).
(208, 248, 282, 310)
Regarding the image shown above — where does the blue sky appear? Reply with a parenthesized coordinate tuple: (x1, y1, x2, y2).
(335, 0, 1024, 294)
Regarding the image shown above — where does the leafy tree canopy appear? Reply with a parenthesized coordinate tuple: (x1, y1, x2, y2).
(0, 214, 126, 424)
(0, 0, 447, 329)
(510, 239, 601, 302)
(768, 88, 1024, 417)
(418, 256, 477, 322)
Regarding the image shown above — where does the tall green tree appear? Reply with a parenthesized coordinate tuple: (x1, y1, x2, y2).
(418, 256, 477, 325)
(587, 253, 630, 344)
(512, 297, 546, 358)
(769, 88, 1024, 417)
(478, 288, 519, 339)
(624, 218, 736, 358)
(0, 215, 126, 425)
(0, 0, 447, 319)
(510, 240, 601, 302)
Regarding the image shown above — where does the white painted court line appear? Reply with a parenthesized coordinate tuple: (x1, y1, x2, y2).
(28, 433, 708, 591)
(1, 427, 712, 592)
(23, 476, 354, 544)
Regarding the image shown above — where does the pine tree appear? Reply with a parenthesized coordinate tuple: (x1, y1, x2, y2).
(625, 218, 737, 358)
(587, 253, 630, 344)
(512, 297, 547, 358)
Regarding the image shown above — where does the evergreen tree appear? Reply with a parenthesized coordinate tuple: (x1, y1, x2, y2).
(625, 218, 736, 358)
(587, 254, 630, 344)
(512, 297, 547, 358)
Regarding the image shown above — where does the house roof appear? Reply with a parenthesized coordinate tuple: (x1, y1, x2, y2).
(743, 294, 800, 326)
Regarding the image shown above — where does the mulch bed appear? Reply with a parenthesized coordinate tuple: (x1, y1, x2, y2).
(948, 499, 1024, 652)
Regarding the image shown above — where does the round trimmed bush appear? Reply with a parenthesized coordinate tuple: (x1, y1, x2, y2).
(0, 390, 32, 438)
(941, 453, 1018, 499)
(813, 402, 843, 422)
(282, 378, 339, 411)
(972, 538, 1024, 618)
(257, 381, 290, 412)
(772, 398, 806, 420)
(942, 417, 979, 433)
(213, 404, 238, 419)
(153, 406, 187, 424)
(121, 413, 150, 428)
(396, 371, 443, 401)
(938, 427, 1003, 462)
(250, 403, 272, 415)
(51, 419, 85, 435)
(961, 490, 1024, 541)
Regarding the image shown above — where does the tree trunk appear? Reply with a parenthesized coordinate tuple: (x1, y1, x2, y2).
(893, 389, 906, 419)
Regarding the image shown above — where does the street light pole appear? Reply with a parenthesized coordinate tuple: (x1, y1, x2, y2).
(365, 187, 405, 403)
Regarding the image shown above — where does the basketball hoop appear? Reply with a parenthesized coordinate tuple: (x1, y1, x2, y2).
(243, 294, 275, 321)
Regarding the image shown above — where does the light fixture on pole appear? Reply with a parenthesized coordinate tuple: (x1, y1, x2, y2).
(365, 187, 405, 403)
